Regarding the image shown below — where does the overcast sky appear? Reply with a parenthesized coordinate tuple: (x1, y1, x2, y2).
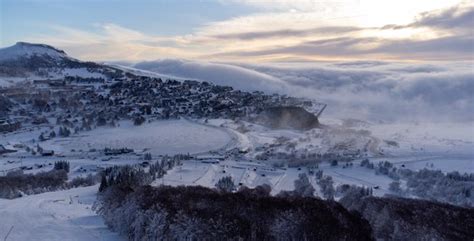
(1, 0, 472, 62)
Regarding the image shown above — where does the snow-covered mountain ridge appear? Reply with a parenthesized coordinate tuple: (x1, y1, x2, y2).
(0, 42, 71, 62)
(0, 42, 117, 87)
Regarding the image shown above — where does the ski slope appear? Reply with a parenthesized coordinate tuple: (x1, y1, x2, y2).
(0, 185, 122, 241)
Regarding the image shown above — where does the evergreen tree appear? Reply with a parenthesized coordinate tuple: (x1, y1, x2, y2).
(54, 160, 70, 173)
(99, 175, 108, 192)
(215, 176, 235, 192)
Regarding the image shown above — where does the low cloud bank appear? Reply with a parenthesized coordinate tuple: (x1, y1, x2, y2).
(134, 59, 288, 93)
(133, 59, 474, 122)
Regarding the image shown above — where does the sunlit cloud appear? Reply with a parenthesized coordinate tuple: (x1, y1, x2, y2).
(22, 1, 474, 62)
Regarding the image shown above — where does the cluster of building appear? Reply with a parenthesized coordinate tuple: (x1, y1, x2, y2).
(0, 118, 21, 133)
(1, 76, 318, 136)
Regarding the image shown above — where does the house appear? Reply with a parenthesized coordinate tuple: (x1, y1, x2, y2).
(0, 144, 17, 154)
(0, 118, 21, 133)
(40, 150, 55, 156)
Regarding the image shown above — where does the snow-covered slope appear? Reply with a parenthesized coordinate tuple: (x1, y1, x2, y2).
(0, 42, 72, 62)
(0, 42, 116, 87)
(0, 185, 123, 241)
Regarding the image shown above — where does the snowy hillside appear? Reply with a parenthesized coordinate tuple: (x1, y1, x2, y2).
(0, 185, 123, 241)
(0, 41, 472, 241)
(0, 42, 118, 87)
(0, 42, 71, 62)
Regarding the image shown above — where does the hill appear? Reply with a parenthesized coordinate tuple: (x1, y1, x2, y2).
(0, 42, 120, 86)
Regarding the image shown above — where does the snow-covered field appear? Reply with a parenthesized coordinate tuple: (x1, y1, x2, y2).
(153, 118, 473, 197)
(1, 119, 233, 157)
(1, 117, 472, 241)
(0, 185, 123, 241)
(155, 159, 395, 196)
(58, 119, 233, 155)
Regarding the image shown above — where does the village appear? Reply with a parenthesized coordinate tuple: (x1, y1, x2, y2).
(0, 75, 319, 137)
(0, 74, 332, 174)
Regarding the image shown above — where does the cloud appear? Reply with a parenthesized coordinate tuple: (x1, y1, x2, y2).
(133, 59, 474, 122)
(242, 62, 474, 122)
(20, 1, 473, 62)
(27, 24, 194, 61)
(411, 3, 474, 30)
(211, 33, 474, 61)
(134, 59, 288, 93)
(209, 26, 360, 40)
(382, 2, 474, 33)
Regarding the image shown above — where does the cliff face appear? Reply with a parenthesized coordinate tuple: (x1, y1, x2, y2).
(256, 106, 320, 130)
(340, 195, 474, 241)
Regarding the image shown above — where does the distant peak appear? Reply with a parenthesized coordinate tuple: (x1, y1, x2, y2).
(0, 41, 70, 61)
(14, 42, 67, 55)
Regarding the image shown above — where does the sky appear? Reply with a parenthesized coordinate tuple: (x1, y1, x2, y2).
(0, 0, 473, 62)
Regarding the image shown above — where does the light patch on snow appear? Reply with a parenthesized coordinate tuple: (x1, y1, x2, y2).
(59, 68, 105, 79)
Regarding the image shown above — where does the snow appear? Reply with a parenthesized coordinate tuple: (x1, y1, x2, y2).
(0, 117, 472, 240)
(151, 118, 473, 198)
(0, 42, 70, 62)
(368, 121, 474, 156)
(154, 160, 299, 194)
(0, 185, 122, 241)
(0, 42, 107, 87)
(59, 119, 233, 155)
(154, 159, 397, 196)
(59, 68, 105, 78)
(0, 77, 28, 87)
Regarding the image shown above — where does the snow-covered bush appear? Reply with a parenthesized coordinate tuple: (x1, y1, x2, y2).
(317, 175, 335, 200)
(68, 174, 99, 188)
(0, 170, 68, 199)
(388, 181, 403, 194)
(294, 173, 315, 197)
(340, 195, 474, 241)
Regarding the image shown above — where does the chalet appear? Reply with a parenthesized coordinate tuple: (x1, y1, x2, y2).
(40, 150, 55, 156)
(0, 118, 21, 133)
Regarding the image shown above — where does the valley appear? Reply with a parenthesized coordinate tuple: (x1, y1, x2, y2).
(0, 41, 472, 241)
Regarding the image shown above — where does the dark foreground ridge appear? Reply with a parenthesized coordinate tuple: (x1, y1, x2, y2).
(340, 194, 474, 241)
(94, 164, 474, 241)
(96, 185, 374, 241)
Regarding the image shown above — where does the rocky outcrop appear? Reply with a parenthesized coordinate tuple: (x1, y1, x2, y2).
(256, 106, 320, 130)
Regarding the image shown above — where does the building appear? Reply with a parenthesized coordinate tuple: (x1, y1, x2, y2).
(0, 118, 21, 133)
